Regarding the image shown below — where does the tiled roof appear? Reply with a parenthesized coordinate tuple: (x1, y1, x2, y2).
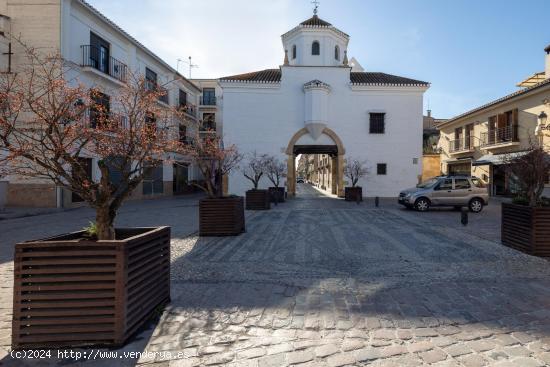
(300, 15, 332, 27)
(440, 77, 550, 126)
(350, 72, 429, 86)
(220, 69, 282, 83)
(220, 69, 429, 87)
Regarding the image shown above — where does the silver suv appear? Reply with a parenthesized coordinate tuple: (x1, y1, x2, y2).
(398, 175, 489, 212)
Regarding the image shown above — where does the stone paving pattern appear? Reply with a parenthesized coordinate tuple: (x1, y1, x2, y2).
(1, 185, 550, 366)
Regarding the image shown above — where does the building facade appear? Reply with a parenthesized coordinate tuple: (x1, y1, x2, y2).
(1, 0, 203, 207)
(437, 44, 550, 196)
(190, 79, 223, 138)
(220, 13, 429, 198)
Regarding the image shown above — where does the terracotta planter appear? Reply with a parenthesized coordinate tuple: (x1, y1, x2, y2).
(246, 189, 270, 210)
(269, 187, 285, 203)
(345, 187, 363, 202)
(199, 196, 245, 236)
(502, 203, 550, 257)
(12, 226, 171, 349)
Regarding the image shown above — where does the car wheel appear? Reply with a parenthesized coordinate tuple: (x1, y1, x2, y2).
(469, 198, 483, 213)
(414, 197, 430, 212)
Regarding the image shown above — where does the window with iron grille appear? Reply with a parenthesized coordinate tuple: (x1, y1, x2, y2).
(369, 113, 385, 134)
(377, 163, 387, 175)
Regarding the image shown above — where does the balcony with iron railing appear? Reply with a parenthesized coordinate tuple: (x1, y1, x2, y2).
(80, 45, 127, 83)
(449, 136, 477, 153)
(179, 103, 197, 118)
(200, 96, 217, 106)
(480, 125, 519, 148)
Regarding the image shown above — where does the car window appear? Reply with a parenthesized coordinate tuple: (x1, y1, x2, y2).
(471, 178, 485, 188)
(454, 178, 471, 189)
(435, 179, 452, 190)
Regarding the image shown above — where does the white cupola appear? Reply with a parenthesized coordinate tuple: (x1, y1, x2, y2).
(281, 13, 350, 67)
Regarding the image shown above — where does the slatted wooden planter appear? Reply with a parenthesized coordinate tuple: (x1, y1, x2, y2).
(199, 196, 245, 236)
(345, 187, 363, 202)
(268, 187, 285, 203)
(502, 203, 550, 257)
(245, 190, 270, 210)
(12, 226, 171, 349)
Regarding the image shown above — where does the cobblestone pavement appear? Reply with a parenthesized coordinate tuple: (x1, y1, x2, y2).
(2, 185, 550, 366)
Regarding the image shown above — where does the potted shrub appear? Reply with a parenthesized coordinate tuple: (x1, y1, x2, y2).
(0, 46, 184, 348)
(501, 146, 550, 257)
(344, 158, 368, 202)
(183, 133, 244, 236)
(242, 151, 270, 210)
(265, 155, 286, 203)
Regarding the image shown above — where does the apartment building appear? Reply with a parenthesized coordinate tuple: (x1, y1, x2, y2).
(1, 0, 203, 207)
(437, 44, 550, 196)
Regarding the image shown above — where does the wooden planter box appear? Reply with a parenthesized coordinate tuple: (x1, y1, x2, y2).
(502, 203, 550, 257)
(269, 187, 285, 203)
(246, 190, 270, 210)
(345, 187, 363, 202)
(199, 196, 245, 236)
(12, 227, 171, 349)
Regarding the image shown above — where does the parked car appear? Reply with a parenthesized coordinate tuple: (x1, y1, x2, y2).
(398, 175, 489, 212)
(296, 177, 305, 183)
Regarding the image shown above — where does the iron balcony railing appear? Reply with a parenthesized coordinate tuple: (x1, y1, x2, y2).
(81, 45, 127, 83)
(180, 103, 197, 117)
(200, 96, 217, 106)
(145, 80, 170, 104)
(480, 125, 519, 147)
(449, 136, 476, 153)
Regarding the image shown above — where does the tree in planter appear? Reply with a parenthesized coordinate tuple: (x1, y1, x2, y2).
(265, 155, 286, 203)
(242, 151, 269, 190)
(504, 143, 550, 207)
(344, 158, 368, 187)
(0, 45, 186, 240)
(182, 132, 242, 198)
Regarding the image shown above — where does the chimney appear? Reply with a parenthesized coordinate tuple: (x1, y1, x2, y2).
(545, 44, 550, 79)
(427, 109, 432, 118)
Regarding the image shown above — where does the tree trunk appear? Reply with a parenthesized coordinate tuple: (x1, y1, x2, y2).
(96, 205, 115, 240)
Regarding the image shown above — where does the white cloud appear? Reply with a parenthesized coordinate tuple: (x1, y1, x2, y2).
(90, 0, 295, 78)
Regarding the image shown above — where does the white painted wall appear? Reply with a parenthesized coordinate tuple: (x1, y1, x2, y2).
(222, 66, 426, 197)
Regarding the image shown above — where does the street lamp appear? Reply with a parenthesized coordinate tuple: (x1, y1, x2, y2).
(539, 111, 548, 126)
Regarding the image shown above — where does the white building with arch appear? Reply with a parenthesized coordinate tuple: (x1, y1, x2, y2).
(220, 13, 430, 198)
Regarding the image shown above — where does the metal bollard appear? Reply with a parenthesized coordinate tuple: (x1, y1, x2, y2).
(461, 207, 468, 226)
(375, 196, 379, 207)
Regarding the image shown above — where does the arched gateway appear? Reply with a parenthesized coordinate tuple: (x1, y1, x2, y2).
(285, 127, 346, 198)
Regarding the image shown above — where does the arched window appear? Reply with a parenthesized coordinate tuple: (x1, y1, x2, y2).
(335, 46, 340, 60)
(292, 45, 296, 59)
(312, 41, 320, 55)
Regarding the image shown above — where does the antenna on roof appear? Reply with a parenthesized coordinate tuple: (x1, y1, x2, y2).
(311, 0, 320, 15)
(177, 56, 199, 78)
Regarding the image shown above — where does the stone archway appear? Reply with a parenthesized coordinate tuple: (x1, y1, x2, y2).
(285, 127, 345, 198)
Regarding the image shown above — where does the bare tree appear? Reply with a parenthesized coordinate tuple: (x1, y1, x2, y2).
(344, 158, 368, 187)
(183, 134, 242, 198)
(0, 43, 187, 240)
(504, 141, 550, 207)
(242, 151, 268, 190)
(265, 156, 286, 188)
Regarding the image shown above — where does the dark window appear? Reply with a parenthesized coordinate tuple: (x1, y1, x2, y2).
(202, 88, 216, 105)
(292, 45, 297, 59)
(377, 163, 387, 175)
(335, 46, 340, 60)
(90, 90, 110, 128)
(369, 113, 385, 134)
(312, 41, 320, 55)
(202, 113, 215, 131)
(105, 156, 130, 191)
(145, 112, 156, 132)
(89, 32, 109, 74)
(179, 89, 187, 108)
(143, 161, 164, 195)
(454, 178, 471, 190)
(145, 67, 157, 90)
(179, 124, 187, 144)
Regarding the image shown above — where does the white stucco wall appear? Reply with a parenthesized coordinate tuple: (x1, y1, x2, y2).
(222, 66, 425, 197)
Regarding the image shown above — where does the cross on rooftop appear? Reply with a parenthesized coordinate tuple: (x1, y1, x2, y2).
(312, 0, 320, 15)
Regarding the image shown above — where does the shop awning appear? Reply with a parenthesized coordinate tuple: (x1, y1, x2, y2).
(472, 151, 529, 166)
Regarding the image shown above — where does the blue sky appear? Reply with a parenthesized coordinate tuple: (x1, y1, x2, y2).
(90, 0, 549, 119)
